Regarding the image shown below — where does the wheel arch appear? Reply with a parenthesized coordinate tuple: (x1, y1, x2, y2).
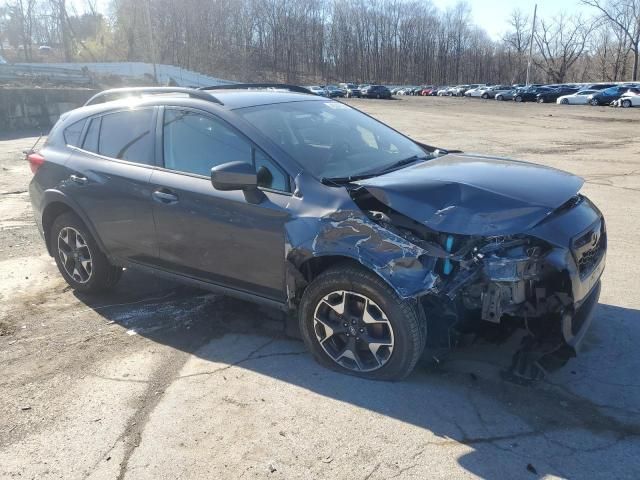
(41, 190, 107, 257)
(285, 213, 439, 308)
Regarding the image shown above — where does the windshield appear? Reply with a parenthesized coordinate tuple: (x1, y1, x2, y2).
(238, 100, 429, 180)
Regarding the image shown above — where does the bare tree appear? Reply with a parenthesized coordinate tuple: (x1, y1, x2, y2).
(582, 0, 640, 80)
(534, 14, 594, 83)
(503, 9, 530, 83)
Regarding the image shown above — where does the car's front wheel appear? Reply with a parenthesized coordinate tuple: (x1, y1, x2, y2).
(590, 98, 600, 106)
(515, 95, 523, 102)
(50, 212, 122, 293)
(299, 265, 426, 380)
(481, 93, 489, 99)
(560, 98, 569, 105)
(622, 99, 632, 108)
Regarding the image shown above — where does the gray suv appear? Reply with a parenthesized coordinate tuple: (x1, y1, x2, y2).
(28, 84, 606, 381)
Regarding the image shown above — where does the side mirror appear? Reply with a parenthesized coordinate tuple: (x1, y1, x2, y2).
(211, 161, 264, 204)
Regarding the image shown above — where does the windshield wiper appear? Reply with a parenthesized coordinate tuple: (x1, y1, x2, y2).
(321, 155, 428, 185)
(372, 154, 427, 176)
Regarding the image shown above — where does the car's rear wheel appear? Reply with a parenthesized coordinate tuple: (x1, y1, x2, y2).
(515, 95, 523, 102)
(299, 265, 426, 380)
(537, 97, 545, 103)
(590, 98, 599, 106)
(560, 98, 569, 105)
(622, 99, 632, 108)
(481, 93, 489, 99)
(50, 212, 122, 293)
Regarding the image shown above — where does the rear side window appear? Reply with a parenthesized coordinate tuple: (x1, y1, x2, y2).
(98, 109, 154, 164)
(83, 117, 100, 152)
(63, 119, 86, 146)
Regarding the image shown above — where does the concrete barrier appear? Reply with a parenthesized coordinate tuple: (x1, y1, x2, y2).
(0, 87, 97, 132)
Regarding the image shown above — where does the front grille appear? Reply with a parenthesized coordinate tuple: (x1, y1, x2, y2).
(573, 220, 606, 278)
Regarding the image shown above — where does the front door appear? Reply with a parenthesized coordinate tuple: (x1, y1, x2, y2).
(150, 108, 291, 300)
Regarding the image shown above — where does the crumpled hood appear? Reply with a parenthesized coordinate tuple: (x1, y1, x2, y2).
(355, 153, 584, 236)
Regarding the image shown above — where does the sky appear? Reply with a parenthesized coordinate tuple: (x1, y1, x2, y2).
(432, 0, 592, 40)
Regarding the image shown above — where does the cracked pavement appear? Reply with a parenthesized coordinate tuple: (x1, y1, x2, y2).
(1, 97, 640, 479)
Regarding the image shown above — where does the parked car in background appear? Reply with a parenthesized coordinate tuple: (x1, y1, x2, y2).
(361, 85, 392, 99)
(308, 86, 329, 97)
(450, 85, 471, 96)
(436, 87, 451, 96)
(587, 86, 633, 106)
(340, 83, 362, 98)
(326, 85, 345, 98)
(513, 86, 551, 103)
(495, 89, 517, 101)
(536, 86, 579, 103)
(611, 88, 640, 107)
(556, 89, 599, 105)
(420, 86, 436, 96)
(480, 85, 511, 99)
(465, 85, 489, 97)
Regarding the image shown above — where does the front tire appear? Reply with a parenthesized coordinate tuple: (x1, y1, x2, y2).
(622, 99, 632, 108)
(560, 98, 569, 105)
(515, 95, 523, 102)
(50, 212, 122, 293)
(299, 265, 426, 380)
(590, 98, 599, 106)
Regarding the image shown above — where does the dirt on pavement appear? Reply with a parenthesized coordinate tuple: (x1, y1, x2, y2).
(1, 97, 639, 479)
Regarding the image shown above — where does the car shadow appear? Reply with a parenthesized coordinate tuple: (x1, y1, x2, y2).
(74, 269, 640, 478)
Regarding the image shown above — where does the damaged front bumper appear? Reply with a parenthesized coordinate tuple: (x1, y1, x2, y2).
(412, 196, 607, 381)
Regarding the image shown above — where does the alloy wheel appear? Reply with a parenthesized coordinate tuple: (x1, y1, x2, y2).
(313, 290, 394, 372)
(57, 227, 93, 283)
(622, 100, 631, 108)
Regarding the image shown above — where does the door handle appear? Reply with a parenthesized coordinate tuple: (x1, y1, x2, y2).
(69, 174, 88, 185)
(152, 189, 179, 204)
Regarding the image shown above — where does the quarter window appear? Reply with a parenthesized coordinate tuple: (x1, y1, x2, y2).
(63, 119, 86, 146)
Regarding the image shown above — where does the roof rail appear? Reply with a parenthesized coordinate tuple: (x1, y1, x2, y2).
(84, 87, 222, 106)
(198, 83, 312, 95)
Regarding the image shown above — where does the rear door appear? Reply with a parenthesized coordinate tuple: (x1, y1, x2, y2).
(63, 107, 159, 263)
(150, 107, 291, 300)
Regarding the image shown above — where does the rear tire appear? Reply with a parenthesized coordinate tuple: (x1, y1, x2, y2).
(515, 95, 523, 102)
(622, 99, 632, 108)
(481, 93, 489, 99)
(560, 98, 569, 105)
(590, 98, 599, 106)
(50, 212, 122, 293)
(299, 265, 426, 381)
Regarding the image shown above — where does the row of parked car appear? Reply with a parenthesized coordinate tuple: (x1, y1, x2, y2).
(306, 83, 392, 99)
(393, 83, 640, 107)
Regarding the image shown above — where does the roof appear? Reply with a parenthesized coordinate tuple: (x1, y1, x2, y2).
(83, 86, 326, 111)
(214, 90, 326, 109)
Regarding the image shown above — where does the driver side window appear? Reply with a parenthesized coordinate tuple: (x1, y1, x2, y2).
(163, 109, 288, 191)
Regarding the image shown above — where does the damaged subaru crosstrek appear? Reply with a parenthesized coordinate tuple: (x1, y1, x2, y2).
(28, 84, 606, 381)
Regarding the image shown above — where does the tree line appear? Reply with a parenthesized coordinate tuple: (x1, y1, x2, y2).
(1, 0, 639, 85)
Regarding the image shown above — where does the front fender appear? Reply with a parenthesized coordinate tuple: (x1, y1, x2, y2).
(286, 209, 438, 300)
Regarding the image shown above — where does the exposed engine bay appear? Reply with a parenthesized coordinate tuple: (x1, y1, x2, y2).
(349, 186, 606, 382)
